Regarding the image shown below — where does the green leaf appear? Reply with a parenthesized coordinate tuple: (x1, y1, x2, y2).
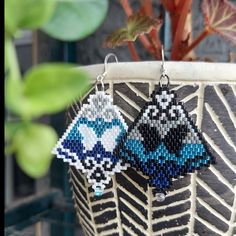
(23, 64, 90, 117)
(5, 121, 24, 155)
(5, 77, 26, 116)
(5, 39, 21, 80)
(5, 63, 90, 118)
(5, 40, 9, 72)
(201, 0, 236, 46)
(104, 13, 162, 48)
(13, 123, 58, 178)
(42, 0, 109, 41)
(5, 0, 56, 36)
(5, 121, 24, 143)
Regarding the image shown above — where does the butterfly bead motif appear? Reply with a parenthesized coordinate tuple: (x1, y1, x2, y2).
(52, 91, 128, 196)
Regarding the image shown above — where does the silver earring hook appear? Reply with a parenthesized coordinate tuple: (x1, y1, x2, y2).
(96, 53, 118, 92)
(104, 53, 118, 77)
(159, 45, 170, 87)
(161, 45, 166, 76)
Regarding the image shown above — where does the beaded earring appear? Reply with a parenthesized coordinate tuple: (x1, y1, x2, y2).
(52, 54, 128, 196)
(115, 46, 215, 202)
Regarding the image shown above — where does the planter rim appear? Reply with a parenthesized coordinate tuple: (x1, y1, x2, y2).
(78, 61, 236, 84)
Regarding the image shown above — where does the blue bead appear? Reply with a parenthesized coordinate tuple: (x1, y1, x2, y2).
(94, 188, 103, 197)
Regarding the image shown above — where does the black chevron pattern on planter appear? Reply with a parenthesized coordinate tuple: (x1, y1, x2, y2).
(68, 83, 236, 236)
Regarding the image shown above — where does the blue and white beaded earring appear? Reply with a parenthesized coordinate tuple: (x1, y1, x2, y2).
(52, 54, 128, 196)
(115, 46, 215, 201)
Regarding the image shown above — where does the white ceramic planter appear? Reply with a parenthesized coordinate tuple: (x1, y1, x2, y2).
(69, 62, 236, 236)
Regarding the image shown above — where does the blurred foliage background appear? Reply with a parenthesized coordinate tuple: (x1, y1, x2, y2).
(5, 0, 109, 178)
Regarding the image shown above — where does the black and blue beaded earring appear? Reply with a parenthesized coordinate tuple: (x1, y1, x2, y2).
(115, 46, 215, 201)
(52, 54, 128, 196)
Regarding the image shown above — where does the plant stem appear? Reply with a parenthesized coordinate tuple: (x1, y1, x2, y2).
(127, 42, 140, 61)
(149, 36, 161, 60)
(161, 1, 180, 40)
(160, 0, 175, 12)
(120, 0, 132, 16)
(5, 144, 15, 156)
(120, 0, 155, 57)
(181, 28, 210, 60)
(143, 0, 161, 55)
(174, 0, 180, 8)
(143, 0, 153, 17)
(5, 39, 21, 81)
(139, 35, 155, 53)
(171, 0, 192, 60)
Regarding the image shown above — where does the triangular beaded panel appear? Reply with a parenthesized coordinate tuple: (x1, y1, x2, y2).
(115, 86, 215, 194)
(52, 91, 128, 196)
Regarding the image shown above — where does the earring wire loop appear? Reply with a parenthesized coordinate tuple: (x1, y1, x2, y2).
(159, 45, 170, 87)
(96, 53, 118, 92)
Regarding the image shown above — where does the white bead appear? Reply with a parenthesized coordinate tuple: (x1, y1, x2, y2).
(156, 193, 166, 202)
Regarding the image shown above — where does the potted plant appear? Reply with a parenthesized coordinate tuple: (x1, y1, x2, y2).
(68, 1, 236, 236)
